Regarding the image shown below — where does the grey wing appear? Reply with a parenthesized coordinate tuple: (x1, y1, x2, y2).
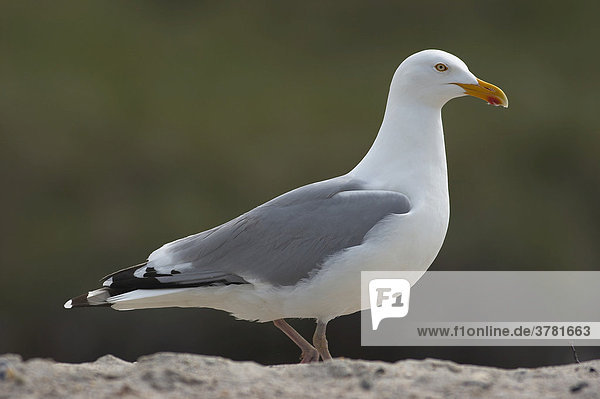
(104, 176, 411, 290)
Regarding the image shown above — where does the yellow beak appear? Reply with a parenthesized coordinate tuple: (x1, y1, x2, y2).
(454, 78, 508, 108)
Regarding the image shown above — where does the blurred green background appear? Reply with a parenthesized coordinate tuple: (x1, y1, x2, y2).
(1, 1, 599, 367)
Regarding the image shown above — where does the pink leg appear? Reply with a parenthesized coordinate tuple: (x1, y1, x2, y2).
(313, 320, 332, 361)
(273, 319, 319, 363)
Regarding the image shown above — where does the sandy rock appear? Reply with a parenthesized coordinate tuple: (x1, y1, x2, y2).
(1, 353, 599, 399)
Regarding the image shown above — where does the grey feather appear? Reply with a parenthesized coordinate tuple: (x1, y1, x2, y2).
(113, 176, 411, 288)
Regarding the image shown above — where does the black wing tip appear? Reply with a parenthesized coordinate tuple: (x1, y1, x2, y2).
(63, 288, 123, 309)
(63, 293, 109, 309)
(100, 261, 148, 283)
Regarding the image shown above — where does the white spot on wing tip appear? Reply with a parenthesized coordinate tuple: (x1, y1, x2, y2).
(64, 299, 72, 309)
(87, 289, 105, 299)
(103, 277, 113, 287)
(133, 267, 147, 278)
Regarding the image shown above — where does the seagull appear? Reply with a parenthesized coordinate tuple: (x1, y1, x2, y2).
(64, 49, 507, 363)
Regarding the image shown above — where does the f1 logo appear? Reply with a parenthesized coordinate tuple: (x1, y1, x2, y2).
(368, 279, 411, 330)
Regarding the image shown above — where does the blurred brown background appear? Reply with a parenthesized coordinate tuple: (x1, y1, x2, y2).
(1, 1, 599, 367)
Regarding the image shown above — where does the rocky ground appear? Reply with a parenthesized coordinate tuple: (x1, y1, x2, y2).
(0, 352, 599, 398)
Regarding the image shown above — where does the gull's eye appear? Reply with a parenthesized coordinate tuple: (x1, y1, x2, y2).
(435, 63, 448, 72)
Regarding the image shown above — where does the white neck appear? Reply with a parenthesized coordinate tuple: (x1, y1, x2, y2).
(349, 96, 449, 205)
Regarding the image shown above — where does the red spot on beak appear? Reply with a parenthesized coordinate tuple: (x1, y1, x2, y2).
(487, 96, 501, 105)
